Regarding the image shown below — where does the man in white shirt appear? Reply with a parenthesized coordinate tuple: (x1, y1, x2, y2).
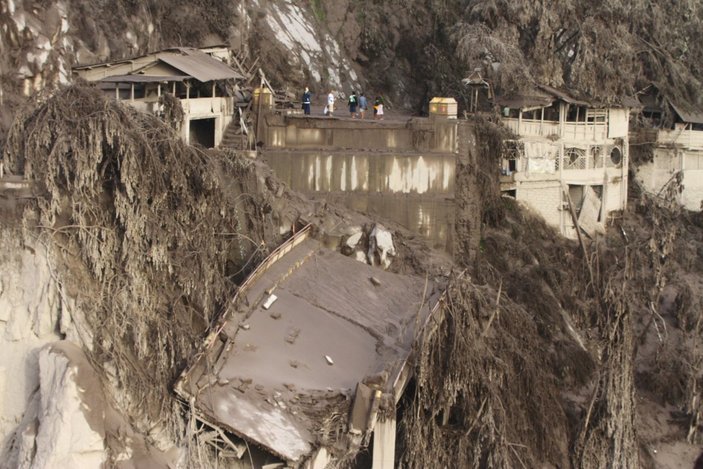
(326, 90, 335, 117)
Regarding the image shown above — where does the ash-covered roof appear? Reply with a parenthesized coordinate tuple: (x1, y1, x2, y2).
(175, 230, 440, 464)
(99, 74, 190, 83)
(496, 84, 638, 110)
(73, 47, 243, 83)
(156, 48, 243, 82)
(670, 101, 703, 125)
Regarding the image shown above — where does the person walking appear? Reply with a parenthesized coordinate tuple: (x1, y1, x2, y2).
(374, 96, 384, 120)
(348, 91, 358, 118)
(302, 87, 311, 115)
(358, 92, 368, 119)
(325, 89, 336, 117)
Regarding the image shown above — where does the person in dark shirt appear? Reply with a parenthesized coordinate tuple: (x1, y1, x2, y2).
(348, 91, 358, 118)
(302, 87, 311, 115)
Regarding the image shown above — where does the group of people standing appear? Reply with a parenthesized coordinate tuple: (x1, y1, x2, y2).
(302, 87, 384, 120)
(346, 91, 384, 120)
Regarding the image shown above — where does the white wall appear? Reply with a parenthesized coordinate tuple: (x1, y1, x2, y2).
(635, 148, 703, 211)
(516, 180, 564, 229)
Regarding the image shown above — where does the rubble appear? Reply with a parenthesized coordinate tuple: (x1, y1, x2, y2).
(367, 224, 396, 270)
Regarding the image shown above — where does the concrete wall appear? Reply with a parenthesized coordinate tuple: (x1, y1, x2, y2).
(260, 116, 465, 251)
(516, 180, 564, 229)
(262, 114, 458, 153)
(263, 151, 456, 251)
(501, 108, 629, 238)
(262, 151, 455, 194)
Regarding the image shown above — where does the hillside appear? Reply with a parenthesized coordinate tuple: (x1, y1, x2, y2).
(1, 1, 703, 468)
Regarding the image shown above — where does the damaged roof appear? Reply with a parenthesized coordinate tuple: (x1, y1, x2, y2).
(636, 85, 703, 123)
(494, 84, 588, 109)
(496, 84, 638, 110)
(98, 74, 191, 83)
(670, 101, 703, 125)
(175, 229, 440, 464)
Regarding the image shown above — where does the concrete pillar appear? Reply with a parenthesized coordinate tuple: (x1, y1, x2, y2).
(372, 417, 396, 469)
(214, 116, 222, 147)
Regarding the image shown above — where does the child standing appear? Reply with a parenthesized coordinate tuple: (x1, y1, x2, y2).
(374, 96, 384, 120)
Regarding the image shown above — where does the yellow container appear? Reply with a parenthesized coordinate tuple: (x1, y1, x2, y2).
(429, 97, 458, 119)
(253, 87, 274, 110)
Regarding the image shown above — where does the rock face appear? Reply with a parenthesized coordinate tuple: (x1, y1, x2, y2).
(6, 343, 107, 469)
(0, 229, 63, 457)
(250, 0, 362, 92)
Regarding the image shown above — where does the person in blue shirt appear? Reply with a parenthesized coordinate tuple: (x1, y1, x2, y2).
(302, 87, 311, 115)
(358, 92, 368, 119)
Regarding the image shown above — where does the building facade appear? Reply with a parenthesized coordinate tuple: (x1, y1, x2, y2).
(498, 85, 631, 238)
(632, 89, 703, 211)
(73, 46, 243, 148)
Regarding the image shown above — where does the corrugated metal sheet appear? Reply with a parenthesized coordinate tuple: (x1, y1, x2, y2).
(537, 84, 591, 106)
(158, 48, 244, 82)
(99, 74, 190, 83)
(74, 47, 243, 83)
(670, 101, 703, 125)
(494, 92, 554, 110)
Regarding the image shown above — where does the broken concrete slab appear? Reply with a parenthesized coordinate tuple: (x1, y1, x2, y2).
(367, 224, 396, 269)
(176, 230, 441, 466)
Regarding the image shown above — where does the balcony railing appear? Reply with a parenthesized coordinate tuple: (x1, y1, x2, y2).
(502, 118, 608, 142)
(125, 97, 233, 118)
(657, 129, 703, 150)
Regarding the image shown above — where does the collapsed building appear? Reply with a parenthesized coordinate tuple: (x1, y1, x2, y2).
(496, 85, 635, 238)
(72, 46, 246, 148)
(175, 225, 443, 468)
(632, 85, 703, 210)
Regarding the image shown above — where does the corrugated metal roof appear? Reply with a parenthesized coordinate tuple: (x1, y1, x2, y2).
(99, 74, 190, 83)
(494, 88, 554, 109)
(618, 96, 643, 110)
(537, 84, 591, 106)
(494, 95, 554, 109)
(670, 101, 703, 125)
(158, 48, 244, 82)
(74, 47, 243, 83)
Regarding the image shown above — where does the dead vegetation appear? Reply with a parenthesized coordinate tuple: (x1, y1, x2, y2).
(4, 83, 281, 463)
(400, 275, 571, 468)
(399, 161, 703, 467)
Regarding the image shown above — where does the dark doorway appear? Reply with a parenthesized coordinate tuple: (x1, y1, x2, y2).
(190, 118, 216, 148)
